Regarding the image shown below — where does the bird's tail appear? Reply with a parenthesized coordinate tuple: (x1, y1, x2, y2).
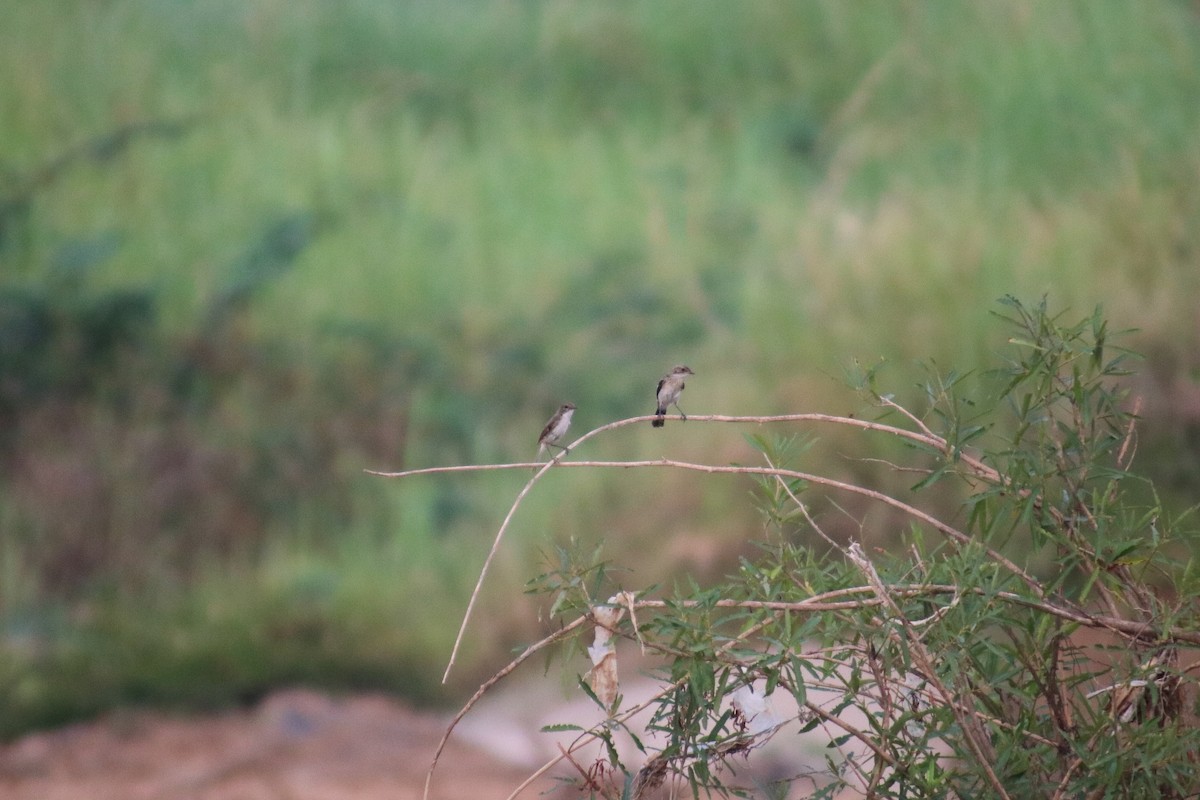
(651, 406, 666, 427)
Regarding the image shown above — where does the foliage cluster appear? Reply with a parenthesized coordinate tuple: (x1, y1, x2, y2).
(497, 300, 1200, 798)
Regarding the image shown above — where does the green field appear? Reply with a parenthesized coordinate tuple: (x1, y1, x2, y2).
(2, 0, 1199, 736)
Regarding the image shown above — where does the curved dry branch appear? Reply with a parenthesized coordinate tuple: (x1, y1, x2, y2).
(366, 412, 1000, 482)
(366, 413, 1044, 684)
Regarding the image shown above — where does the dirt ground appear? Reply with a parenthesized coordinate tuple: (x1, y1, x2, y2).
(0, 689, 555, 800)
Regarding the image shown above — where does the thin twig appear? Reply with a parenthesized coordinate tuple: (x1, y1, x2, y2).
(768, 459, 840, 549)
(1115, 396, 1142, 472)
(422, 615, 589, 800)
(438, 453, 567, 683)
(557, 742, 612, 798)
(879, 395, 938, 441)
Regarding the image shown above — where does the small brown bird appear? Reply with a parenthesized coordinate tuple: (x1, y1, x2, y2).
(652, 365, 694, 427)
(536, 403, 576, 461)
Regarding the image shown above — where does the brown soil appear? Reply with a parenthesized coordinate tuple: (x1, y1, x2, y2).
(0, 689, 552, 800)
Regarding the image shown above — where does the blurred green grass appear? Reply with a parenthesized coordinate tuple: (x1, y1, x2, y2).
(2, 0, 1200, 736)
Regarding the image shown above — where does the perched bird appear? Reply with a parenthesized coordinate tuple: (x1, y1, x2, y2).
(652, 365, 694, 428)
(536, 403, 576, 461)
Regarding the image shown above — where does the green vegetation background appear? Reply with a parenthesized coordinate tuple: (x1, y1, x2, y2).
(2, 0, 1199, 736)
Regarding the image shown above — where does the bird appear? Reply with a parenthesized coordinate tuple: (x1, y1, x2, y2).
(652, 365, 694, 427)
(536, 403, 576, 462)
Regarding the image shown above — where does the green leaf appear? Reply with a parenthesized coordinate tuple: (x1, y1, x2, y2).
(577, 675, 605, 709)
(910, 465, 950, 492)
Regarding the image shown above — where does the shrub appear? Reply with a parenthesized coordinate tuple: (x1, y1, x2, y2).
(426, 297, 1199, 799)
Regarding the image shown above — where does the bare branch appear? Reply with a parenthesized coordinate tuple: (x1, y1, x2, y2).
(768, 460, 840, 549)
(879, 394, 938, 441)
(365, 412, 1001, 482)
(422, 615, 590, 800)
(438, 454, 567, 683)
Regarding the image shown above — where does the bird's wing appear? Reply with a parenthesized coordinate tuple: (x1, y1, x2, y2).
(656, 378, 666, 398)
